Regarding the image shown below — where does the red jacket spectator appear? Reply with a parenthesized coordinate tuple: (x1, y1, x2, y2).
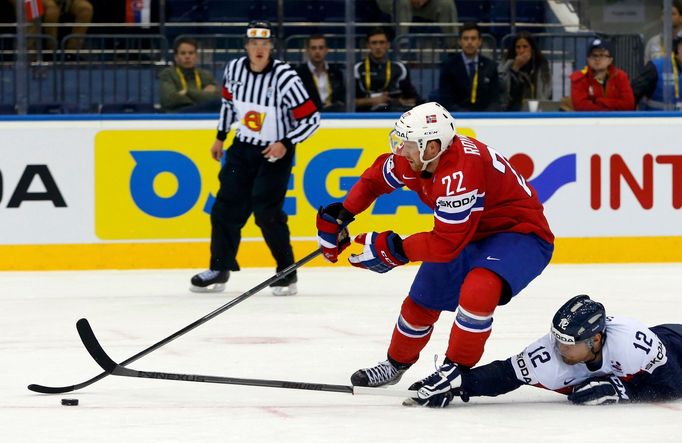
(570, 65, 635, 111)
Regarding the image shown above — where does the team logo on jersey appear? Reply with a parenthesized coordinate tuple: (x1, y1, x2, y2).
(426, 114, 437, 123)
(243, 111, 266, 132)
(644, 341, 667, 373)
(434, 190, 484, 224)
(610, 360, 623, 373)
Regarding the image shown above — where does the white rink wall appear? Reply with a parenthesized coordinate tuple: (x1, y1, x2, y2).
(0, 113, 681, 269)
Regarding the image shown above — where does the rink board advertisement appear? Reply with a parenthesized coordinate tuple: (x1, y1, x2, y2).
(0, 115, 680, 269)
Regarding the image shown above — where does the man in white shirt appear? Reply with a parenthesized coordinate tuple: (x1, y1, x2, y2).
(296, 35, 346, 112)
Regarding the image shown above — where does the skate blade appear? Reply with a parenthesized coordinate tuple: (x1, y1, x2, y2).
(189, 283, 226, 293)
(271, 283, 297, 296)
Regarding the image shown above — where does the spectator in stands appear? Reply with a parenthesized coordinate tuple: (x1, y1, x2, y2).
(159, 37, 222, 113)
(296, 35, 345, 112)
(354, 27, 419, 112)
(570, 38, 635, 112)
(632, 37, 682, 111)
(498, 32, 552, 111)
(644, 0, 682, 63)
(376, 0, 458, 42)
(9, 0, 94, 51)
(438, 22, 501, 112)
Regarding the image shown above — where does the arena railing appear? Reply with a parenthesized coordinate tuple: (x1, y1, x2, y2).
(57, 34, 168, 113)
(1, 24, 647, 113)
(0, 34, 60, 112)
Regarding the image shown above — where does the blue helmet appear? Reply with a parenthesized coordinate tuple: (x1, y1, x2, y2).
(551, 295, 606, 345)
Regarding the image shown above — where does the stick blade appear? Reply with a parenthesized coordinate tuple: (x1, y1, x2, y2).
(76, 318, 118, 373)
(27, 383, 76, 394)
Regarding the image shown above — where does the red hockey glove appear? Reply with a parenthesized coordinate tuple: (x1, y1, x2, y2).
(348, 231, 408, 273)
(316, 202, 354, 263)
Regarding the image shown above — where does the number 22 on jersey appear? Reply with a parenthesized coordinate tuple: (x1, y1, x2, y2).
(442, 145, 532, 197)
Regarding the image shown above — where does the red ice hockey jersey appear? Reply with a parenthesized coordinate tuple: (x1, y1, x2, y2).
(343, 135, 554, 262)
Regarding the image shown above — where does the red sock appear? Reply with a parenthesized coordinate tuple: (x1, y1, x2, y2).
(446, 268, 503, 367)
(387, 296, 441, 365)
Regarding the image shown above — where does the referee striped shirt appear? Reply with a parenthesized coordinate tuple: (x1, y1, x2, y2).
(217, 56, 320, 149)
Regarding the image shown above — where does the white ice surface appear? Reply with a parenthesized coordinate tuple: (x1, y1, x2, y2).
(1, 264, 681, 442)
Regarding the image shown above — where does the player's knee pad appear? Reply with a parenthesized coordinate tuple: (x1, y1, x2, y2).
(458, 267, 503, 315)
(401, 296, 441, 327)
(445, 268, 502, 366)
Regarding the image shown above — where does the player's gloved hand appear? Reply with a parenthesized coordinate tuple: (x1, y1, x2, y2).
(348, 231, 408, 273)
(316, 203, 354, 263)
(568, 376, 630, 405)
(404, 361, 462, 408)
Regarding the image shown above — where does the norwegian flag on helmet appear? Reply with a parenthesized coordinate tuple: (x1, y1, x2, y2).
(426, 114, 437, 123)
(24, 0, 44, 21)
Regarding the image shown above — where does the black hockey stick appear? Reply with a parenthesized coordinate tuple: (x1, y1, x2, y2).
(77, 318, 410, 398)
(27, 248, 323, 394)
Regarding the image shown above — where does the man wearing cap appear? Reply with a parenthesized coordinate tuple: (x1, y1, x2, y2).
(190, 20, 320, 296)
(569, 38, 635, 111)
(632, 37, 682, 111)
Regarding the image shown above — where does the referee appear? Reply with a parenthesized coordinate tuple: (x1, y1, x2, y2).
(191, 20, 320, 296)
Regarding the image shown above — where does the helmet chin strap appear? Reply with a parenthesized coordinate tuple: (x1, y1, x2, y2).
(418, 144, 446, 172)
(418, 154, 438, 179)
(583, 336, 603, 365)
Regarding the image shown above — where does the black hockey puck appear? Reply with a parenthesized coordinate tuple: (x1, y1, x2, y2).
(61, 398, 79, 406)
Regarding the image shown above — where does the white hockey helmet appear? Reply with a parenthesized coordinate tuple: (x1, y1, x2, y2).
(389, 102, 456, 170)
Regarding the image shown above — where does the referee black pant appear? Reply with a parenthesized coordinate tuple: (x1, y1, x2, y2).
(209, 139, 295, 274)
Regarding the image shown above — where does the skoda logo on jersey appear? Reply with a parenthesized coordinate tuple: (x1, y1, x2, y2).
(243, 111, 265, 132)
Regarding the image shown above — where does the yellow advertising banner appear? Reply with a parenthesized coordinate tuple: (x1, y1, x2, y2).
(94, 127, 480, 240)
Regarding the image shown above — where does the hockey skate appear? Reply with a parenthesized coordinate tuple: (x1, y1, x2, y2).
(270, 272, 297, 296)
(189, 270, 229, 293)
(350, 358, 410, 387)
(402, 360, 461, 407)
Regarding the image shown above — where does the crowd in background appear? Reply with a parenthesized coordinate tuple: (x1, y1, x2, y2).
(2, 0, 682, 113)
